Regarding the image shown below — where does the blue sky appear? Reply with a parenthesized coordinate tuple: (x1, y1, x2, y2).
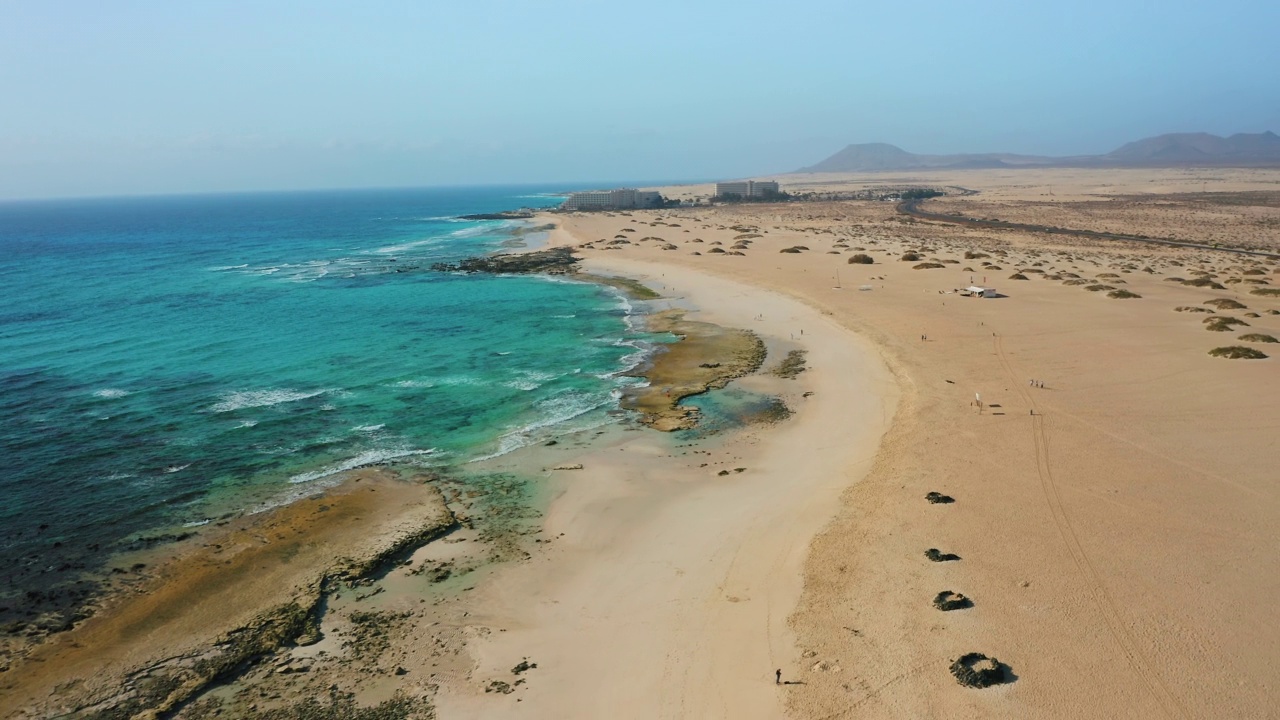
(1, 0, 1277, 199)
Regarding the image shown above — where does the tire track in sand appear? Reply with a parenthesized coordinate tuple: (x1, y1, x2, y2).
(993, 335, 1189, 719)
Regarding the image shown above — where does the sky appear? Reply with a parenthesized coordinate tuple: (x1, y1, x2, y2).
(1, 0, 1278, 200)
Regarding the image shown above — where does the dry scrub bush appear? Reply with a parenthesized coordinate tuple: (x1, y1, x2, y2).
(1204, 298, 1247, 310)
(1184, 277, 1227, 290)
(1204, 316, 1249, 331)
(1209, 346, 1268, 359)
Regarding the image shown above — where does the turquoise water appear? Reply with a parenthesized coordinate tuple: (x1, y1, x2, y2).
(0, 187, 650, 625)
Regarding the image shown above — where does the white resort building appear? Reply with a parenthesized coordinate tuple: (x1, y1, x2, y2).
(714, 180, 781, 198)
(561, 188, 663, 211)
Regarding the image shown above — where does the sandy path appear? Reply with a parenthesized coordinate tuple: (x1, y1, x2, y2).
(432, 258, 897, 718)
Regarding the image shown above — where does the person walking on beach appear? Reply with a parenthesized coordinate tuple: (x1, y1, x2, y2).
(776, 668, 782, 685)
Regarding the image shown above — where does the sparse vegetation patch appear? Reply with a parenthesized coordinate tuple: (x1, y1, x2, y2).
(1184, 277, 1227, 290)
(1209, 346, 1268, 359)
(1204, 298, 1247, 310)
(1204, 316, 1249, 331)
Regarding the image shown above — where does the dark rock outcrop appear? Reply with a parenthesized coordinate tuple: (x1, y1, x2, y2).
(950, 653, 1011, 688)
(924, 548, 961, 562)
(933, 591, 971, 611)
(431, 247, 580, 275)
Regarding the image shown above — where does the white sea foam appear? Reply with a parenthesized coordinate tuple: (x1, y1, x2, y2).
(93, 388, 130, 399)
(210, 263, 249, 271)
(352, 424, 386, 433)
(182, 519, 211, 528)
(164, 464, 191, 473)
(387, 380, 434, 389)
(504, 380, 541, 391)
(434, 375, 483, 387)
(288, 447, 437, 484)
(450, 224, 502, 238)
(210, 388, 331, 413)
(372, 237, 445, 254)
(470, 391, 612, 463)
(234, 420, 259, 429)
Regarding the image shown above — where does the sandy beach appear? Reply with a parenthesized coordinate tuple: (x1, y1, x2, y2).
(541, 167, 1279, 717)
(431, 257, 896, 718)
(4, 167, 1279, 719)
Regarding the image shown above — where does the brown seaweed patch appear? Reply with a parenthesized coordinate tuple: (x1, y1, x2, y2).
(577, 273, 662, 300)
(771, 350, 808, 379)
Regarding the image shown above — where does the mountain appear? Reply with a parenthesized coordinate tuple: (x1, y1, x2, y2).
(1104, 131, 1280, 163)
(797, 132, 1280, 173)
(796, 143, 1050, 173)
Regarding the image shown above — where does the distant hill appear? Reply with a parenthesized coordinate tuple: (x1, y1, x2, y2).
(1104, 131, 1280, 163)
(797, 132, 1280, 173)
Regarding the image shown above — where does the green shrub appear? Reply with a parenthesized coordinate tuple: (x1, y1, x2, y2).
(1204, 316, 1249, 331)
(1108, 289, 1141, 299)
(1238, 333, 1278, 343)
(847, 254, 874, 264)
(1204, 298, 1247, 310)
(1208, 346, 1268, 359)
(1184, 277, 1227, 290)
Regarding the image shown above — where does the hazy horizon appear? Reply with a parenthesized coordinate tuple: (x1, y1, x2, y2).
(3, 0, 1278, 200)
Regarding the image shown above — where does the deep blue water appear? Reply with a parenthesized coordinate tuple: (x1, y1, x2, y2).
(0, 186, 650, 623)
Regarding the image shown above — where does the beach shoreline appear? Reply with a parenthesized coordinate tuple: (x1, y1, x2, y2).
(430, 250, 898, 718)
(6, 167, 1278, 718)
(1, 225, 894, 719)
(539, 172, 1279, 717)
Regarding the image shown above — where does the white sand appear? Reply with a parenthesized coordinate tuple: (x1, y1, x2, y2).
(433, 258, 897, 718)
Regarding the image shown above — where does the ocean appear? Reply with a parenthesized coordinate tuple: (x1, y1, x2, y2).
(0, 186, 652, 627)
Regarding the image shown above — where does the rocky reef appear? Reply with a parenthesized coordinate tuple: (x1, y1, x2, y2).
(430, 247, 580, 275)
